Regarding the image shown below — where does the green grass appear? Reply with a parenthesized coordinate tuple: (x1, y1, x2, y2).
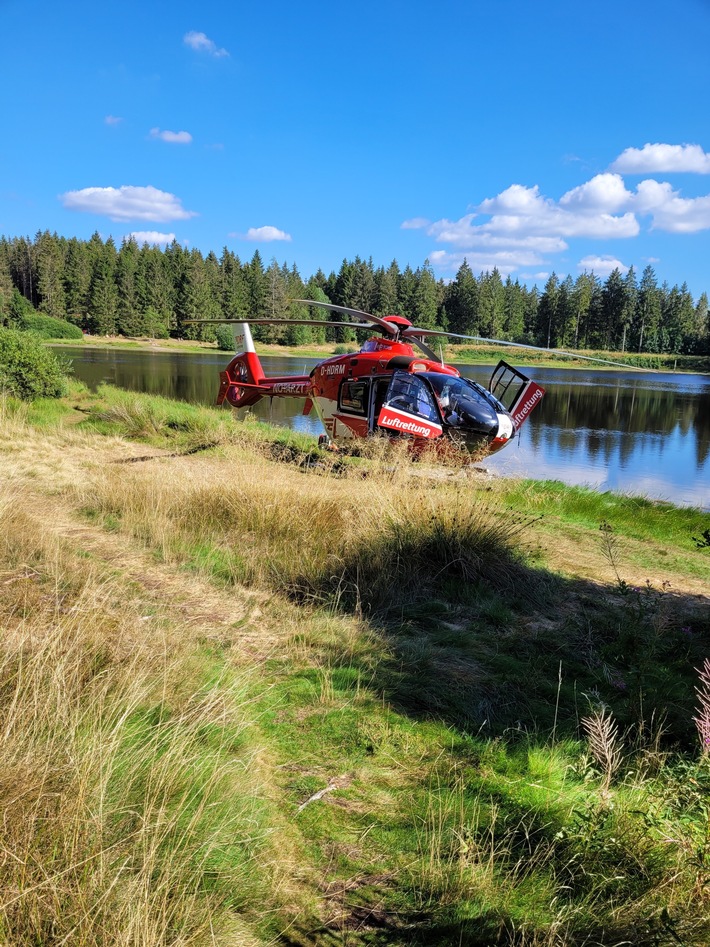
(3, 384, 710, 946)
(495, 479, 710, 581)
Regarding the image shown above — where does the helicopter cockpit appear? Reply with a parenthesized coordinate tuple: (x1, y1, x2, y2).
(379, 370, 509, 440)
(422, 373, 506, 434)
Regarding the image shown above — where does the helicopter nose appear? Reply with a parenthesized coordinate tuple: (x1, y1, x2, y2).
(496, 414, 514, 440)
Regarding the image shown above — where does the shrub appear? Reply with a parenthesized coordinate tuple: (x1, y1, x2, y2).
(7, 287, 35, 325)
(0, 327, 70, 400)
(215, 324, 235, 351)
(142, 306, 170, 339)
(21, 313, 84, 340)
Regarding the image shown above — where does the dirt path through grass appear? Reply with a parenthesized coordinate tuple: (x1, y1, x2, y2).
(2, 422, 286, 660)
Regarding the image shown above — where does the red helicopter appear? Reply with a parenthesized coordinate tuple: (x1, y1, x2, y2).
(189, 299, 549, 457)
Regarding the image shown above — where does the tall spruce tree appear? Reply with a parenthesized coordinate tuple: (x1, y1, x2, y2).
(35, 231, 66, 320)
(502, 276, 525, 340)
(397, 264, 418, 321)
(620, 267, 638, 353)
(536, 273, 560, 347)
(64, 237, 92, 327)
(412, 260, 439, 329)
(445, 260, 478, 337)
(116, 238, 141, 336)
(636, 265, 662, 353)
(598, 268, 626, 350)
(477, 267, 505, 338)
(372, 260, 400, 316)
(87, 237, 118, 335)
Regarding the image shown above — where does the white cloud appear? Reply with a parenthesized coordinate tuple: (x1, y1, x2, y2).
(426, 215, 568, 253)
(429, 248, 545, 276)
(559, 173, 631, 213)
(577, 255, 628, 277)
(60, 185, 197, 222)
(611, 142, 710, 174)
(624, 179, 710, 232)
(477, 183, 639, 239)
(183, 30, 229, 58)
(405, 150, 710, 280)
(401, 217, 430, 230)
(104, 115, 123, 125)
(231, 225, 292, 242)
(126, 231, 176, 245)
(150, 127, 192, 144)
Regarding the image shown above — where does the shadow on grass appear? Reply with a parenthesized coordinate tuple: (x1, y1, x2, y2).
(292, 526, 709, 747)
(272, 551, 709, 945)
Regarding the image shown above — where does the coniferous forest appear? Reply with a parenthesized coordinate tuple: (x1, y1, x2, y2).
(1, 231, 709, 354)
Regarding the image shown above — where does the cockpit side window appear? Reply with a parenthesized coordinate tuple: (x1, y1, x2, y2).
(338, 379, 369, 415)
(385, 373, 440, 422)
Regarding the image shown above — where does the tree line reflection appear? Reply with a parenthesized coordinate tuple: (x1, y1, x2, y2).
(526, 380, 710, 467)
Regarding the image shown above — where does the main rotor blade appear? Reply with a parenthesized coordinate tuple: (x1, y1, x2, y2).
(403, 327, 656, 372)
(403, 333, 441, 362)
(291, 299, 398, 336)
(183, 318, 371, 331)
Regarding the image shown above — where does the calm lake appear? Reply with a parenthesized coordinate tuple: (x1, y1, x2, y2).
(60, 346, 710, 511)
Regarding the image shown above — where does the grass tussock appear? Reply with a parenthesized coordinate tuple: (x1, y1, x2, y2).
(79, 445, 525, 615)
(0, 489, 287, 946)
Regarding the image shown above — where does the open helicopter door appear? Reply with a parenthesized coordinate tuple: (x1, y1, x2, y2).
(376, 371, 443, 440)
(488, 361, 545, 430)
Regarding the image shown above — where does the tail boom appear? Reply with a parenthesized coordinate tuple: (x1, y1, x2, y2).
(216, 324, 312, 408)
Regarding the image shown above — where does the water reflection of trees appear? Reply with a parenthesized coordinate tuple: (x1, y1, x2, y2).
(528, 382, 710, 467)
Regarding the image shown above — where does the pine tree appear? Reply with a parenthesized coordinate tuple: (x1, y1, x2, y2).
(502, 276, 525, 341)
(294, 278, 330, 344)
(116, 238, 141, 336)
(139, 246, 175, 336)
(598, 268, 626, 350)
(445, 260, 478, 337)
(397, 264, 418, 321)
(35, 231, 67, 320)
(87, 237, 118, 335)
(350, 257, 375, 313)
(477, 267, 505, 338)
(636, 265, 662, 353)
(220, 248, 248, 321)
(555, 275, 575, 347)
(694, 292, 709, 355)
(177, 249, 222, 340)
(536, 273, 560, 347)
(620, 267, 638, 353)
(10, 236, 35, 305)
(372, 261, 400, 316)
(0, 238, 14, 324)
(64, 238, 92, 327)
(571, 272, 601, 349)
(412, 260, 438, 329)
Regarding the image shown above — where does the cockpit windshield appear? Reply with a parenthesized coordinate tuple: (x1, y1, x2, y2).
(422, 373, 506, 417)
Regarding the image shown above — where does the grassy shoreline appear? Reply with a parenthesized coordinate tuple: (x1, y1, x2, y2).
(48, 333, 710, 373)
(2, 384, 709, 945)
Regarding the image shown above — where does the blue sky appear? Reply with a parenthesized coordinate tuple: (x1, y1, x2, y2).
(2, 0, 710, 299)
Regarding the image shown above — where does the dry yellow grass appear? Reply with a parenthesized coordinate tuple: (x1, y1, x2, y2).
(0, 420, 312, 945)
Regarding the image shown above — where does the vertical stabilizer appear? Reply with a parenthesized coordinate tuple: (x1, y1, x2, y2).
(216, 323, 265, 407)
(232, 323, 256, 354)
